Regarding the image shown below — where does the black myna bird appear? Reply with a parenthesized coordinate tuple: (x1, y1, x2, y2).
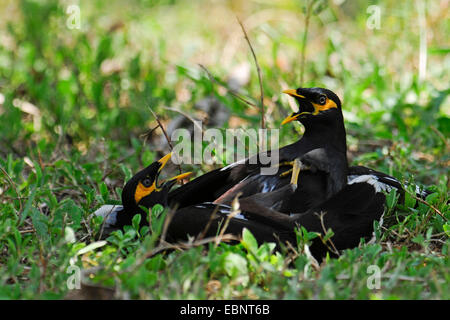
(168, 87, 428, 212)
(95, 87, 430, 259)
(167, 171, 387, 259)
(94, 153, 191, 235)
(168, 87, 349, 213)
(95, 153, 427, 260)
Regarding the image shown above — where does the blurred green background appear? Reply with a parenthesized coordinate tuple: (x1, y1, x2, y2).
(0, 0, 448, 299)
(0, 0, 448, 178)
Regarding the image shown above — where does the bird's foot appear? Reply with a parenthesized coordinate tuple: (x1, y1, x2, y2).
(289, 159, 302, 189)
(278, 159, 310, 178)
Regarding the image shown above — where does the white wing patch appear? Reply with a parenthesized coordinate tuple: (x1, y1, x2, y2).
(93, 204, 123, 226)
(347, 174, 393, 193)
(94, 204, 123, 218)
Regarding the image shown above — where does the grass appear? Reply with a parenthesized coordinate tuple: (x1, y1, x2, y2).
(0, 0, 448, 299)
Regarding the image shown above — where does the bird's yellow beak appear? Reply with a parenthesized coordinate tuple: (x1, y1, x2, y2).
(281, 89, 306, 125)
(283, 89, 305, 99)
(157, 152, 172, 172)
(167, 171, 193, 182)
(157, 152, 192, 183)
(281, 113, 300, 125)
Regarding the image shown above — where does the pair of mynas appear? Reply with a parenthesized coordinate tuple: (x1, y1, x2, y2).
(96, 87, 426, 259)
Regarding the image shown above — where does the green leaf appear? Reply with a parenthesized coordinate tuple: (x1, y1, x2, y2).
(151, 204, 164, 217)
(386, 189, 398, 209)
(241, 228, 258, 255)
(30, 207, 48, 241)
(425, 192, 439, 205)
(132, 214, 141, 231)
(443, 223, 450, 237)
(323, 228, 335, 243)
(222, 252, 248, 280)
(404, 190, 416, 209)
(99, 182, 109, 201)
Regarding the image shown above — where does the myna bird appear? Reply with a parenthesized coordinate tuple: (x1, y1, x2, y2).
(168, 87, 428, 213)
(166, 172, 387, 259)
(166, 160, 431, 259)
(95, 87, 431, 259)
(95, 154, 428, 259)
(168, 87, 349, 213)
(94, 153, 191, 235)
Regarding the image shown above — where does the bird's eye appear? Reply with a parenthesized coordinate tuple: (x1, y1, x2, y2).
(318, 95, 327, 105)
(142, 178, 152, 187)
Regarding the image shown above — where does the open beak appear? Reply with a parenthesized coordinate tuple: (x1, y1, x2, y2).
(156, 152, 192, 187)
(135, 154, 191, 204)
(162, 171, 193, 189)
(155, 152, 173, 188)
(157, 152, 172, 172)
(281, 89, 308, 125)
(281, 113, 300, 125)
(168, 171, 193, 182)
(283, 89, 305, 99)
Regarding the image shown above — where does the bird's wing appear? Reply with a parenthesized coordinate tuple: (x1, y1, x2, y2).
(165, 203, 294, 246)
(348, 165, 432, 199)
(168, 143, 302, 209)
(294, 179, 386, 258)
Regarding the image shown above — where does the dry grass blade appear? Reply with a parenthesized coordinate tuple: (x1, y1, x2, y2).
(148, 105, 173, 150)
(316, 211, 340, 257)
(0, 165, 23, 217)
(147, 105, 183, 177)
(197, 204, 222, 241)
(162, 106, 204, 133)
(163, 105, 224, 166)
(159, 205, 178, 243)
(122, 234, 238, 275)
(406, 189, 448, 221)
(198, 64, 257, 108)
(215, 192, 243, 246)
(299, 0, 314, 85)
(236, 16, 265, 129)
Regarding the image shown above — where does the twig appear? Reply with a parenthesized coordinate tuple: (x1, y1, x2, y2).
(430, 125, 449, 150)
(406, 189, 447, 221)
(147, 105, 183, 177)
(162, 106, 204, 133)
(284, 240, 300, 267)
(148, 105, 173, 150)
(198, 64, 257, 108)
(197, 204, 222, 241)
(236, 16, 265, 129)
(0, 166, 23, 217)
(215, 193, 242, 247)
(316, 211, 340, 256)
(121, 234, 238, 275)
(299, 0, 314, 85)
(163, 106, 225, 166)
(159, 205, 178, 243)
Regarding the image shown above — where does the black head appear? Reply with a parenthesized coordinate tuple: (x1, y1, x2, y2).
(281, 87, 342, 125)
(121, 153, 192, 212)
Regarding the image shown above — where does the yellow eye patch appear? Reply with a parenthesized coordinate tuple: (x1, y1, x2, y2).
(311, 98, 337, 115)
(135, 181, 159, 204)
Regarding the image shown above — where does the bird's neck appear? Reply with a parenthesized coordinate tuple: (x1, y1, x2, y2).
(301, 117, 348, 157)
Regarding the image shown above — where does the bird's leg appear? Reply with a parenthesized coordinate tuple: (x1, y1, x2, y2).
(269, 160, 294, 177)
(279, 168, 293, 178)
(279, 159, 311, 178)
(289, 159, 302, 190)
(273, 161, 295, 168)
